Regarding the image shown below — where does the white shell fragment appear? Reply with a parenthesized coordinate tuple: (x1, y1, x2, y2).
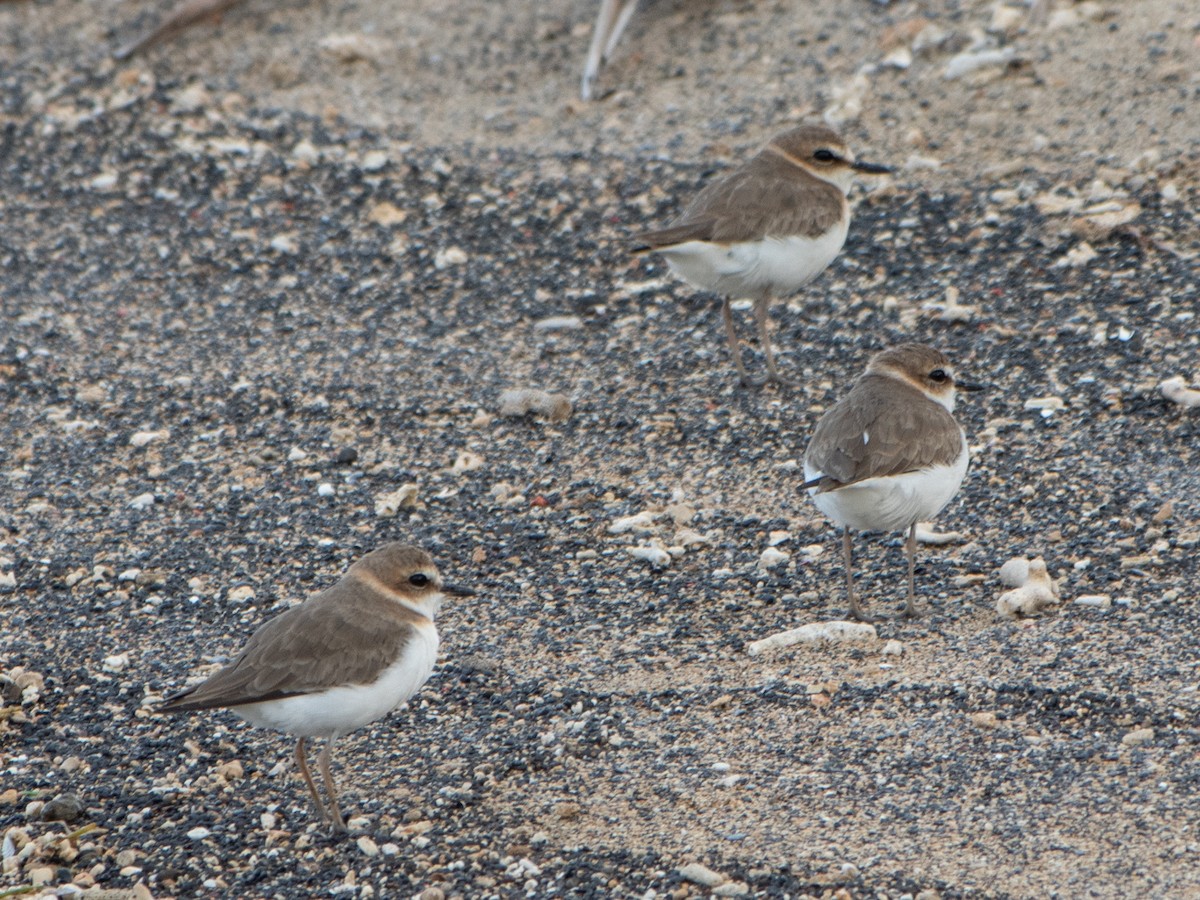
(758, 547, 790, 570)
(915, 522, 965, 545)
(449, 450, 484, 474)
(1159, 377, 1200, 409)
(129, 492, 156, 510)
(608, 512, 658, 534)
(678, 863, 727, 888)
(747, 621, 879, 656)
(374, 483, 421, 517)
(129, 429, 169, 447)
(628, 544, 671, 568)
(498, 388, 573, 423)
(996, 557, 1061, 619)
(943, 46, 1016, 80)
(102, 652, 130, 673)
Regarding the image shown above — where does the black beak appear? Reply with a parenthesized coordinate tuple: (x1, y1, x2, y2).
(442, 583, 475, 598)
(956, 380, 986, 393)
(851, 159, 893, 175)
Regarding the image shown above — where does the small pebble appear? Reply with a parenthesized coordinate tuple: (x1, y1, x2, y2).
(40, 793, 84, 823)
(1122, 727, 1154, 747)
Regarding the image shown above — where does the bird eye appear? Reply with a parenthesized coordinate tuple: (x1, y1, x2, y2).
(408, 573, 430, 587)
(813, 148, 836, 163)
(929, 369, 948, 383)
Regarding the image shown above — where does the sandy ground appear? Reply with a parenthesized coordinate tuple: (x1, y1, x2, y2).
(2, 0, 1200, 898)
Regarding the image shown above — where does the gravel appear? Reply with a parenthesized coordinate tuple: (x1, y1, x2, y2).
(2, 1, 1200, 897)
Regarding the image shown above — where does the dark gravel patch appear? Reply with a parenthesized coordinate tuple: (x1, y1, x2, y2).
(2, 74, 1199, 899)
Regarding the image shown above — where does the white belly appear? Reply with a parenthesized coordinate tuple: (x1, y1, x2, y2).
(660, 222, 849, 300)
(232, 623, 439, 738)
(804, 439, 969, 534)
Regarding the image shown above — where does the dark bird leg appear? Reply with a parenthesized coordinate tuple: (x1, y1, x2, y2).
(294, 736, 331, 826)
(844, 529, 875, 623)
(902, 523, 920, 618)
(318, 737, 348, 833)
(720, 296, 751, 385)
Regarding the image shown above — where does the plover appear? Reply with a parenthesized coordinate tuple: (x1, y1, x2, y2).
(801, 344, 982, 620)
(633, 124, 891, 385)
(161, 542, 473, 832)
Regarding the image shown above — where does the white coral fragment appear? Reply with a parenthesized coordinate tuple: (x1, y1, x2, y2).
(747, 621, 879, 656)
(498, 388, 573, 423)
(996, 556, 1061, 619)
(1159, 377, 1200, 409)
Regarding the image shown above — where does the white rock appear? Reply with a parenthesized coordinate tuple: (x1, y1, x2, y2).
(904, 153, 942, 171)
(1023, 396, 1065, 412)
(880, 46, 912, 69)
(227, 585, 256, 603)
(1159, 377, 1200, 409)
(449, 451, 484, 474)
(758, 547, 789, 570)
(608, 512, 657, 534)
(102, 652, 130, 672)
(0, 571, 15, 590)
(1055, 242, 1098, 268)
(988, 4, 1024, 33)
(767, 530, 790, 546)
(748, 621, 879, 656)
(434, 246, 469, 269)
(881, 639, 904, 656)
(915, 522, 965, 544)
(943, 46, 1016, 80)
(317, 483, 336, 497)
(677, 862, 726, 887)
(129, 429, 168, 447)
(270, 233, 298, 254)
(90, 172, 119, 190)
(498, 388, 573, 422)
(361, 151, 389, 172)
(375, 484, 421, 517)
(186, 827, 212, 840)
(319, 33, 387, 64)
(713, 883, 750, 898)
(291, 140, 319, 163)
(1074, 594, 1112, 609)
(287, 447, 308, 461)
(629, 545, 671, 568)
(118, 568, 141, 582)
(356, 836, 379, 856)
(129, 492, 156, 510)
(998, 557, 1031, 587)
(1122, 727, 1154, 747)
(996, 558, 1060, 618)
(533, 315, 584, 331)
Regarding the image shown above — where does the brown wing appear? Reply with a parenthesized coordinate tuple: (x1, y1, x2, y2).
(161, 581, 422, 711)
(632, 157, 845, 250)
(803, 376, 964, 491)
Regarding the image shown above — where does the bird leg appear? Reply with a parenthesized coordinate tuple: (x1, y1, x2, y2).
(844, 529, 875, 623)
(582, 0, 639, 100)
(318, 737, 348, 834)
(294, 736, 331, 826)
(752, 295, 784, 384)
(902, 523, 920, 618)
(720, 296, 751, 385)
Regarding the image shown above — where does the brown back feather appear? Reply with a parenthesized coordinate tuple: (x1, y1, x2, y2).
(804, 375, 964, 490)
(160, 573, 424, 711)
(632, 152, 845, 250)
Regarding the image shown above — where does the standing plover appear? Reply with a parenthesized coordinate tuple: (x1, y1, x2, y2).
(802, 344, 982, 620)
(162, 542, 473, 832)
